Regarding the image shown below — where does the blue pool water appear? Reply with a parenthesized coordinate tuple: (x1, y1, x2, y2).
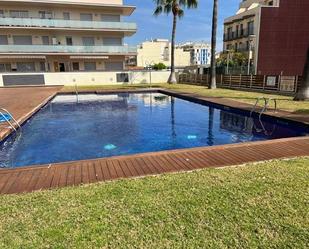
(0, 92, 308, 168)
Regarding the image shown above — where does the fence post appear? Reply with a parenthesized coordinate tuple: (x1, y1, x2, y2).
(221, 74, 223, 85)
(229, 74, 232, 88)
(278, 74, 282, 92)
(250, 74, 253, 88)
(239, 74, 242, 87)
(263, 75, 266, 90)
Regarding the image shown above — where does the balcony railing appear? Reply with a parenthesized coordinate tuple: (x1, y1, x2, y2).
(0, 45, 137, 54)
(0, 17, 137, 31)
(223, 29, 254, 42)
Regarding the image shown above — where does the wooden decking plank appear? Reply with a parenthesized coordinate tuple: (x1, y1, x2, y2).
(34, 166, 55, 190)
(111, 159, 126, 178)
(50, 166, 64, 188)
(74, 163, 82, 185)
(81, 162, 90, 184)
(142, 156, 164, 174)
(87, 162, 97, 183)
(116, 159, 134, 177)
(139, 157, 161, 174)
(126, 158, 145, 175)
(150, 154, 177, 173)
(93, 161, 104, 181)
(66, 165, 76, 186)
(58, 165, 69, 188)
(99, 160, 112, 181)
(1, 172, 21, 194)
(0, 173, 12, 193)
(106, 160, 118, 179)
(133, 157, 155, 175)
(164, 153, 193, 171)
(122, 159, 141, 177)
(24, 169, 44, 193)
(7, 171, 33, 194)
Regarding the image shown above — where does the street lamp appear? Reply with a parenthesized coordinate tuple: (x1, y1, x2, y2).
(247, 35, 256, 75)
(145, 60, 154, 88)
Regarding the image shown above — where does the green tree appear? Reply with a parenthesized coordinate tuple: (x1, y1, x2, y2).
(209, 0, 218, 89)
(154, 0, 198, 84)
(153, 62, 167, 70)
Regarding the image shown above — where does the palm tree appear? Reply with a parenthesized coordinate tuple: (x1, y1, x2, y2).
(209, 0, 218, 89)
(294, 47, 309, 101)
(154, 0, 198, 84)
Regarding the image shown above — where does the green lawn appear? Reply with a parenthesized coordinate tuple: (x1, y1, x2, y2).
(0, 158, 308, 248)
(63, 83, 309, 114)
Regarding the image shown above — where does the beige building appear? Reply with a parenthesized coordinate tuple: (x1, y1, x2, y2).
(137, 39, 191, 68)
(0, 0, 137, 73)
(223, 0, 280, 73)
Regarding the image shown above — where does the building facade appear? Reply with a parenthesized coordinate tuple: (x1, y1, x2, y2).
(0, 0, 137, 73)
(223, 0, 309, 75)
(137, 39, 191, 68)
(180, 42, 211, 66)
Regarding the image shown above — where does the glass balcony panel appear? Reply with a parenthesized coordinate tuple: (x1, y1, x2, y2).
(0, 45, 137, 54)
(0, 17, 137, 31)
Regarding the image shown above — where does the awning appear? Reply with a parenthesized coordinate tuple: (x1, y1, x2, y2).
(0, 55, 46, 59)
(69, 56, 109, 60)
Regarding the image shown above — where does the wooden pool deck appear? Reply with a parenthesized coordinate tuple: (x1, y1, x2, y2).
(0, 86, 308, 195)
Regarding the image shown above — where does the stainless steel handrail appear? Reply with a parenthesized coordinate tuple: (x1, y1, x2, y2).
(0, 108, 21, 131)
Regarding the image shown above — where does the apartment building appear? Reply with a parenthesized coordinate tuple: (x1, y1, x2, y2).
(0, 0, 137, 73)
(223, 0, 309, 75)
(180, 42, 211, 66)
(137, 39, 191, 68)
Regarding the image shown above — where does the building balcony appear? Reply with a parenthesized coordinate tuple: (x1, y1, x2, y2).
(0, 45, 137, 55)
(223, 29, 254, 42)
(0, 17, 137, 35)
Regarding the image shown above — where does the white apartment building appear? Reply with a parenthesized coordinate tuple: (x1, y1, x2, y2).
(180, 42, 211, 66)
(0, 0, 137, 73)
(137, 39, 191, 68)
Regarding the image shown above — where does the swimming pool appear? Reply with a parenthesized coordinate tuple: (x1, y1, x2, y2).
(0, 92, 308, 168)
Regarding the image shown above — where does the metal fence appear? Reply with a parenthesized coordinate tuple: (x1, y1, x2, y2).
(178, 74, 302, 95)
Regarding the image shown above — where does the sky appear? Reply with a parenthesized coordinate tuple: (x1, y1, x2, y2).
(124, 0, 240, 51)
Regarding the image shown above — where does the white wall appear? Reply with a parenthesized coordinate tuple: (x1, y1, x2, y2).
(0, 71, 172, 86)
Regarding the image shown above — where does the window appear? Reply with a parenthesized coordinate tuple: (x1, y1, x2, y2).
(105, 62, 123, 71)
(227, 27, 233, 40)
(39, 11, 53, 19)
(82, 37, 95, 46)
(0, 10, 4, 17)
(42, 36, 49, 45)
(0, 64, 11, 72)
(80, 13, 93, 21)
(10, 10, 29, 18)
(63, 12, 70, 20)
(72, 62, 79, 71)
(116, 73, 129, 82)
(240, 24, 244, 36)
(248, 21, 254, 35)
(13, 35, 32, 45)
(66, 37, 73, 46)
(0, 35, 8, 45)
(103, 37, 122, 46)
(84, 62, 96, 71)
(40, 62, 46, 72)
(236, 25, 239, 37)
(17, 62, 35, 72)
(101, 14, 120, 22)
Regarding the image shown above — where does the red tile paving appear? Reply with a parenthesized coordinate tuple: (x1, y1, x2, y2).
(0, 86, 308, 195)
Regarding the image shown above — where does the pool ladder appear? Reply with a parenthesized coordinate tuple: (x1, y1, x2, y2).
(250, 97, 278, 119)
(249, 97, 278, 135)
(75, 84, 79, 103)
(0, 108, 21, 132)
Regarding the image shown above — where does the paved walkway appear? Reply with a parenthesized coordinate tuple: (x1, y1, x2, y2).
(0, 86, 308, 194)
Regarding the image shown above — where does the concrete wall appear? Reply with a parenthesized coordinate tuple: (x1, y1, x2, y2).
(0, 71, 172, 86)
